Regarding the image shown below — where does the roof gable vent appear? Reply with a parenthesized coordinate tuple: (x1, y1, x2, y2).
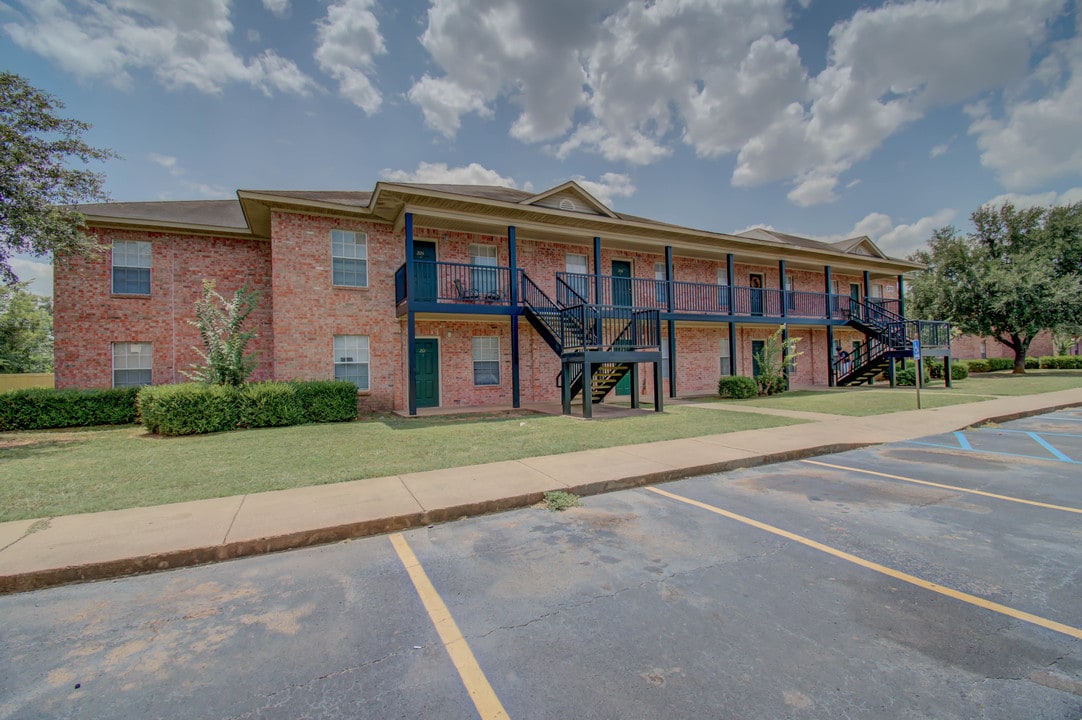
(559, 198, 576, 211)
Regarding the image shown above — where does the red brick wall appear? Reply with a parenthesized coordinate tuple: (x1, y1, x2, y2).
(269, 212, 402, 413)
(950, 331, 1056, 359)
(54, 228, 274, 389)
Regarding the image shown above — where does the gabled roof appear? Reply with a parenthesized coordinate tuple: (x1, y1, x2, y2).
(76, 199, 249, 234)
(830, 235, 887, 258)
(518, 181, 618, 219)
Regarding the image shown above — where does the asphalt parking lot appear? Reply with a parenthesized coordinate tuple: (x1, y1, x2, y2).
(2, 409, 1080, 719)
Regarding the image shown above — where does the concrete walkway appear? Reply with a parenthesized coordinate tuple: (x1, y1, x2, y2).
(2, 388, 1081, 594)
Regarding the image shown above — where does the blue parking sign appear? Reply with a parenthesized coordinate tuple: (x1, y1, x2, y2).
(912, 339, 921, 360)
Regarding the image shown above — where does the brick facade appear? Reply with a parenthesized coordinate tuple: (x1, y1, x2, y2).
(57, 183, 930, 414)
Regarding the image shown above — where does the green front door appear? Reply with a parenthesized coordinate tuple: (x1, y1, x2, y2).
(612, 260, 632, 307)
(414, 339, 439, 408)
(414, 241, 437, 302)
(752, 340, 765, 378)
(615, 368, 631, 396)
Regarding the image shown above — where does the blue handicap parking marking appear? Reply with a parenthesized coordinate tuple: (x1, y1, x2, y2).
(904, 427, 1082, 464)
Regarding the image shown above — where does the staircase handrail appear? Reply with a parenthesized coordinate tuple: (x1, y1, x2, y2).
(849, 297, 905, 331)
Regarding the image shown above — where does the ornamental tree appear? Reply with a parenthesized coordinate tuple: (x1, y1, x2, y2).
(182, 280, 261, 386)
(907, 202, 1082, 373)
(0, 282, 53, 373)
(0, 72, 116, 284)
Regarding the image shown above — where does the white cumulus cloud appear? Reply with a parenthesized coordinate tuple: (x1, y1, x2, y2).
(262, 0, 289, 18)
(314, 0, 386, 114)
(812, 208, 958, 258)
(3, 0, 317, 97)
(10, 257, 54, 297)
(381, 162, 520, 188)
(968, 37, 1082, 190)
(570, 172, 635, 208)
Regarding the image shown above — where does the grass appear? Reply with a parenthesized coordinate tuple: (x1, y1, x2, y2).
(2, 369, 1077, 522)
(713, 369, 1082, 415)
(0, 406, 800, 522)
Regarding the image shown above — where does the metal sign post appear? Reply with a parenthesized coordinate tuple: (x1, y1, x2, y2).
(912, 338, 922, 409)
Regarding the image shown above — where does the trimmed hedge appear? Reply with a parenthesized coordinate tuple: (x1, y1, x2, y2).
(0, 387, 140, 431)
(950, 362, 969, 381)
(895, 367, 931, 386)
(1039, 355, 1082, 369)
(1025, 356, 1040, 369)
(138, 380, 359, 436)
(965, 359, 991, 373)
(718, 375, 758, 399)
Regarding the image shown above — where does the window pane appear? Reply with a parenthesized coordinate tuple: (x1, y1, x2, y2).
(473, 337, 500, 385)
(565, 253, 588, 274)
(473, 361, 499, 386)
(112, 241, 152, 294)
(717, 267, 728, 285)
(332, 231, 368, 287)
(334, 335, 369, 389)
(470, 244, 497, 265)
(113, 342, 152, 387)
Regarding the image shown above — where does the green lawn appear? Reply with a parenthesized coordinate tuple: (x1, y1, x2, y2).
(712, 369, 1081, 415)
(0, 406, 801, 522)
(2, 369, 1078, 522)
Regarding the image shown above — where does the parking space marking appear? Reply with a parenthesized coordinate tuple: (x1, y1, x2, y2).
(390, 533, 510, 720)
(645, 485, 1082, 641)
(953, 431, 973, 450)
(903, 438, 1081, 464)
(800, 459, 1082, 515)
(1024, 432, 1076, 463)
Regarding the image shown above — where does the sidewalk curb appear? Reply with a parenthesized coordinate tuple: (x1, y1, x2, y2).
(2, 400, 1078, 595)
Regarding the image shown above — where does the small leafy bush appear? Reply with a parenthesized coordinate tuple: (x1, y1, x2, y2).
(987, 357, 1013, 371)
(291, 380, 360, 423)
(1039, 355, 1082, 369)
(718, 375, 758, 399)
(950, 362, 969, 380)
(543, 490, 580, 511)
(965, 359, 991, 373)
(0, 387, 139, 431)
(1025, 356, 1040, 369)
(896, 367, 931, 386)
(139, 380, 359, 436)
(926, 359, 943, 379)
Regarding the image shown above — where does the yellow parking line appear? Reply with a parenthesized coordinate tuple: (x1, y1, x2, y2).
(390, 533, 510, 720)
(645, 486, 1082, 641)
(801, 459, 1082, 515)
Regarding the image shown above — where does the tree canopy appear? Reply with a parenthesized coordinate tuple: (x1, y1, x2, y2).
(0, 282, 53, 373)
(0, 72, 115, 285)
(907, 202, 1082, 372)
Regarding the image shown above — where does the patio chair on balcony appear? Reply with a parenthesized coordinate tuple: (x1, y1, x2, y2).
(454, 278, 482, 302)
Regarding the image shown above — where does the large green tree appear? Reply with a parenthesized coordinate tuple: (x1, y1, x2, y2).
(0, 282, 53, 373)
(908, 202, 1082, 373)
(0, 72, 115, 285)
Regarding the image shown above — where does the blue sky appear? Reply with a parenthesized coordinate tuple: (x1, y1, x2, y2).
(3, 0, 1080, 296)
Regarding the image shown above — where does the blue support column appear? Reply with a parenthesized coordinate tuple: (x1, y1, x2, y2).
(726, 253, 735, 315)
(508, 225, 520, 408)
(667, 321, 677, 397)
(654, 360, 664, 412)
(827, 324, 836, 387)
(405, 213, 418, 415)
(782, 324, 790, 391)
(863, 270, 871, 307)
(582, 359, 593, 419)
(779, 259, 788, 318)
(664, 246, 674, 312)
(593, 236, 602, 303)
(824, 264, 833, 318)
(897, 274, 906, 317)
(629, 364, 639, 409)
(728, 321, 737, 377)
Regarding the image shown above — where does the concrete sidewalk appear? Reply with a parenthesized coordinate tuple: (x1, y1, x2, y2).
(3, 389, 1081, 594)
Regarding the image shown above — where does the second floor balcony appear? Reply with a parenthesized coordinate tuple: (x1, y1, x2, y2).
(395, 261, 903, 322)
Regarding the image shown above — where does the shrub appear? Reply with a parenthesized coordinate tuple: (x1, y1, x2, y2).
(543, 490, 580, 511)
(966, 359, 991, 373)
(925, 359, 943, 379)
(896, 367, 931, 386)
(1040, 355, 1082, 369)
(718, 375, 758, 399)
(950, 362, 969, 380)
(0, 387, 139, 431)
(1025, 356, 1040, 369)
(138, 380, 359, 436)
(239, 382, 306, 428)
(987, 357, 1013, 371)
(138, 383, 241, 436)
(291, 380, 360, 423)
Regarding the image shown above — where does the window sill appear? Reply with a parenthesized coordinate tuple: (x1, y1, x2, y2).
(111, 293, 152, 299)
(332, 284, 369, 291)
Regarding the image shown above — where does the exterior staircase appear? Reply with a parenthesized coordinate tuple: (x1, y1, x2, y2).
(519, 271, 661, 413)
(836, 299, 950, 386)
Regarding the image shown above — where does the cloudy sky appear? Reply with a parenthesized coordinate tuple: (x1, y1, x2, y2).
(3, 0, 1080, 296)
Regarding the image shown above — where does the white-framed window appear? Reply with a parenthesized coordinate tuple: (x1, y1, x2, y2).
(334, 335, 370, 389)
(871, 283, 884, 298)
(720, 338, 731, 375)
(472, 337, 500, 386)
(565, 253, 590, 301)
(111, 240, 151, 295)
(654, 262, 667, 304)
(332, 230, 368, 287)
(112, 342, 152, 387)
(717, 267, 729, 286)
(469, 243, 499, 297)
(785, 273, 795, 310)
(661, 340, 670, 379)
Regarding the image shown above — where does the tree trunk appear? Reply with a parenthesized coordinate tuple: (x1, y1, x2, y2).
(1013, 348, 1026, 373)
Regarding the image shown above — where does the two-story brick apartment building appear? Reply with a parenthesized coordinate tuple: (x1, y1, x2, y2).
(55, 180, 950, 417)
